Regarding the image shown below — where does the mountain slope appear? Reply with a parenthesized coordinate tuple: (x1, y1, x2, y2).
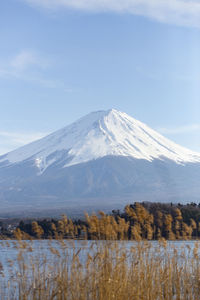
(1, 109, 200, 172)
(0, 109, 200, 216)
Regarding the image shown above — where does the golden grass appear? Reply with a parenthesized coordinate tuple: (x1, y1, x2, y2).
(1, 240, 200, 299)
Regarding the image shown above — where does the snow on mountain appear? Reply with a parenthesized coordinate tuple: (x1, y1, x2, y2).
(1, 109, 200, 216)
(1, 109, 200, 174)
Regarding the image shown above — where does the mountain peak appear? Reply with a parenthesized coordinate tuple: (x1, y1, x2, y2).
(1, 109, 200, 174)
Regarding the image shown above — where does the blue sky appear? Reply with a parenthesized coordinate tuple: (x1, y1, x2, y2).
(1, 0, 200, 154)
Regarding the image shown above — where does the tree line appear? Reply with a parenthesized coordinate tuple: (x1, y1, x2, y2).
(6, 202, 200, 240)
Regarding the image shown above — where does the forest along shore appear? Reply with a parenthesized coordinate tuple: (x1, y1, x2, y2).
(1, 202, 200, 240)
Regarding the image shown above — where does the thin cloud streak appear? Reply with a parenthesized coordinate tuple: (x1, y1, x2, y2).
(0, 131, 48, 155)
(0, 50, 70, 90)
(158, 124, 200, 135)
(10, 50, 48, 71)
(23, 0, 200, 28)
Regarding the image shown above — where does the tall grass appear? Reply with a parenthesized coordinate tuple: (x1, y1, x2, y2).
(1, 240, 200, 299)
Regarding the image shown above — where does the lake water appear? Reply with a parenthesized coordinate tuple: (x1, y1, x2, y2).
(0, 239, 199, 269)
(0, 239, 200, 295)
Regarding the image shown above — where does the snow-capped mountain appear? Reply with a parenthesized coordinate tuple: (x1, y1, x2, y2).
(0, 109, 200, 217)
(1, 109, 200, 172)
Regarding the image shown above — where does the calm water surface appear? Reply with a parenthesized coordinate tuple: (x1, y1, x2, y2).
(0, 240, 199, 281)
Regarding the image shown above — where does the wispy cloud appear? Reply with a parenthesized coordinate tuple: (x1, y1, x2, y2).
(22, 0, 200, 29)
(158, 124, 200, 135)
(0, 50, 47, 82)
(0, 50, 70, 90)
(10, 50, 48, 71)
(0, 131, 48, 155)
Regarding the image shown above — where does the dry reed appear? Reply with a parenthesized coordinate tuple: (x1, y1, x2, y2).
(0, 239, 200, 299)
